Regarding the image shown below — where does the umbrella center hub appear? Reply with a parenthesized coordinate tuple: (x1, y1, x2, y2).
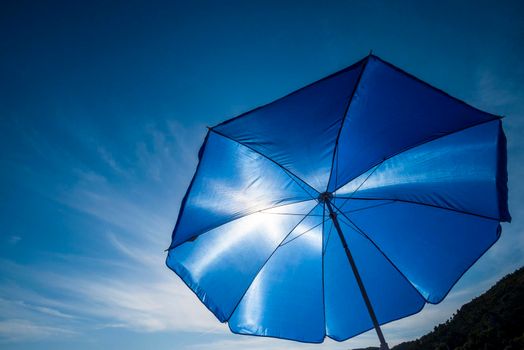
(318, 192, 333, 203)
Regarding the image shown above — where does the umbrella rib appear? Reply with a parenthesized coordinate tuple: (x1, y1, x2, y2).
(335, 162, 384, 211)
(339, 200, 396, 214)
(325, 55, 371, 192)
(168, 198, 316, 250)
(224, 203, 321, 322)
(330, 202, 429, 303)
(209, 129, 319, 198)
(332, 117, 502, 194)
(258, 211, 324, 216)
(322, 215, 334, 256)
(335, 196, 500, 222)
(278, 218, 328, 247)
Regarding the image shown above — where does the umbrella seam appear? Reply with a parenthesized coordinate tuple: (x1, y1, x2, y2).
(322, 212, 334, 256)
(339, 200, 396, 214)
(331, 202, 429, 303)
(257, 212, 324, 216)
(325, 55, 371, 192)
(209, 128, 319, 198)
(337, 196, 501, 222)
(333, 117, 502, 193)
(278, 218, 328, 247)
(335, 161, 384, 211)
(168, 198, 316, 250)
(224, 203, 321, 322)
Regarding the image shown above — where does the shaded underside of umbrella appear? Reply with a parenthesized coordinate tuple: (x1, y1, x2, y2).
(166, 54, 510, 348)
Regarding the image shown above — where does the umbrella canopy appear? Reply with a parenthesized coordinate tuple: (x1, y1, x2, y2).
(166, 54, 510, 347)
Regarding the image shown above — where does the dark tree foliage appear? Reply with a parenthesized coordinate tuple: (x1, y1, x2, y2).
(390, 266, 524, 350)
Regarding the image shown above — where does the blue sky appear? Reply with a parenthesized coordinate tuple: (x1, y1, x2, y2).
(1, 1, 523, 349)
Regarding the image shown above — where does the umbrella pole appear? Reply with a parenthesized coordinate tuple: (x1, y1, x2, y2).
(325, 200, 390, 350)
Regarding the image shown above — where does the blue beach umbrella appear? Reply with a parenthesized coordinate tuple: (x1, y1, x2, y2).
(166, 54, 510, 349)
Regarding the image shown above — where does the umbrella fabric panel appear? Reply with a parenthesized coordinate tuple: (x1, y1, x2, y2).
(336, 119, 510, 222)
(167, 200, 318, 322)
(213, 59, 366, 192)
(228, 212, 325, 343)
(166, 53, 511, 345)
(170, 132, 314, 248)
(324, 216, 425, 341)
(328, 56, 499, 192)
(347, 201, 501, 303)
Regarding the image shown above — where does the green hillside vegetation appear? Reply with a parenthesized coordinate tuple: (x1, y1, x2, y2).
(355, 266, 524, 350)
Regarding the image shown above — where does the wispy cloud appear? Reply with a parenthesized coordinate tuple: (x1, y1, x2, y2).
(475, 68, 521, 110)
(97, 146, 126, 175)
(0, 319, 77, 343)
(0, 295, 79, 343)
(0, 119, 220, 342)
